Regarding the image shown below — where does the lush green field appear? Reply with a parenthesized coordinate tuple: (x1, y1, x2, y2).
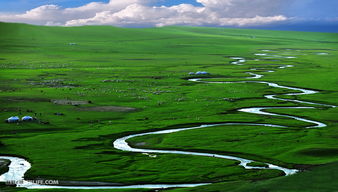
(0, 22, 337, 192)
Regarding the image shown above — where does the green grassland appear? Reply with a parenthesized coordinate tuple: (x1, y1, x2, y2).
(0, 22, 337, 192)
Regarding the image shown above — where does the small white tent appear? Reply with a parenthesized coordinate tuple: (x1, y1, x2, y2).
(6, 116, 20, 123)
(196, 71, 209, 75)
(22, 116, 33, 121)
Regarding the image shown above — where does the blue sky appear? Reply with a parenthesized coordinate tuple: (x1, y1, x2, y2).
(0, 0, 337, 32)
(1, 0, 337, 19)
(0, 0, 108, 12)
(1, 0, 203, 12)
(286, 0, 338, 19)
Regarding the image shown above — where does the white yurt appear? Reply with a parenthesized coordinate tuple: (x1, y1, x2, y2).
(22, 116, 34, 121)
(6, 116, 20, 123)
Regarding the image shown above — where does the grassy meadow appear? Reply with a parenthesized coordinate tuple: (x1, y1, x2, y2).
(0, 22, 337, 191)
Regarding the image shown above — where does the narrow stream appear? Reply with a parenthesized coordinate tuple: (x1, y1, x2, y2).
(0, 51, 334, 189)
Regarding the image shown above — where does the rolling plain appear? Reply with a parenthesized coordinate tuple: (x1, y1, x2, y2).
(0, 22, 338, 191)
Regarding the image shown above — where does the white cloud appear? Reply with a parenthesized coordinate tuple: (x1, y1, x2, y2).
(0, 0, 289, 27)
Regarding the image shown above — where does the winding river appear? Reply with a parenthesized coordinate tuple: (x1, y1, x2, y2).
(0, 51, 335, 189)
